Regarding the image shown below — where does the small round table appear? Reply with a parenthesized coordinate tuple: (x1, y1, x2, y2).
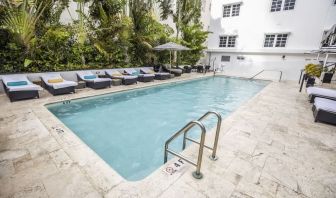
(112, 79, 122, 86)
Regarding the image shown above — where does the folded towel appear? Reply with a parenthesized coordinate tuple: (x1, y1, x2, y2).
(84, 75, 96, 79)
(112, 73, 123, 76)
(7, 81, 28, 86)
(48, 78, 63, 83)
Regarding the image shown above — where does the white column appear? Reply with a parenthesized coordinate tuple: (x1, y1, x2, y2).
(323, 53, 329, 68)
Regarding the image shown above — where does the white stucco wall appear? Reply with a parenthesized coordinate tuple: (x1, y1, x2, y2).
(207, 0, 336, 52)
(205, 0, 336, 81)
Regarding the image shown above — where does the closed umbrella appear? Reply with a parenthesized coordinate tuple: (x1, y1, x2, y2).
(153, 42, 190, 68)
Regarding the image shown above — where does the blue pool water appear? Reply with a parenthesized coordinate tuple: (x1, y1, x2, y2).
(47, 77, 269, 181)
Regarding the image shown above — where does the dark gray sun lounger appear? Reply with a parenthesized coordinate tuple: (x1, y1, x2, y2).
(77, 71, 111, 89)
(124, 68, 154, 82)
(312, 97, 336, 125)
(41, 73, 77, 95)
(140, 68, 170, 80)
(105, 70, 138, 85)
(1, 74, 42, 102)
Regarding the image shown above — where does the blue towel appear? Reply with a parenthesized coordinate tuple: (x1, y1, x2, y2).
(7, 81, 28, 86)
(84, 75, 96, 79)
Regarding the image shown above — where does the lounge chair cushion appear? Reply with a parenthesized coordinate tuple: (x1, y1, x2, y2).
(124, 68, 138, 76)
(140, 68, 169, 76)
(1, 75, 42, 92)
(125, 68, 154, 77)
(41, 73, 78, 89)
(141, 68, 154, 74)
(77, 71, 111, 83)
(307, 87, 336, 99)
(107, 70, 123, 76)
(139, 74, 155, 77)
(314, 98, 336, 113)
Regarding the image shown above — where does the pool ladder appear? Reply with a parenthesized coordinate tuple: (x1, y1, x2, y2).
(164, 111, 222, 179)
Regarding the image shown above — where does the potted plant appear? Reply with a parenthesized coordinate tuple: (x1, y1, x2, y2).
(304, 63, 322, 87)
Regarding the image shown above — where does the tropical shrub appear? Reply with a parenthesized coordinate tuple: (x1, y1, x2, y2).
(89, 0, 132, 67)
(0, 0, 207, 73)
(180, 23, 209, 65)
(305, 63, 322, 77)
(0, 29, 26, 73)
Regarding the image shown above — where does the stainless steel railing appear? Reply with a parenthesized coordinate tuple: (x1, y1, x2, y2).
(182, 111, 222, 160)
(250, 69, 283, 82)
(164, 121, 206, 179)
(163, 111, 222, 179)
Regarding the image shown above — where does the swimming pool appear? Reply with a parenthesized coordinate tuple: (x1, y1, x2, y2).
(47, 76, 269, 181)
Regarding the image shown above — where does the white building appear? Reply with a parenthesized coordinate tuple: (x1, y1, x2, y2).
(59, 0, 336, 81)
(203, 0, 336, 81)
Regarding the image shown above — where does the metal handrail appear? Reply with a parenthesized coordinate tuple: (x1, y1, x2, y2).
(164, 120, 206, 179)
(250, 69, 283, 82)
(182, 111, 222, 161)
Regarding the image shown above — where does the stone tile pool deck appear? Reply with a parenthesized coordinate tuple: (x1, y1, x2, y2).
(0, 73, 335, 198)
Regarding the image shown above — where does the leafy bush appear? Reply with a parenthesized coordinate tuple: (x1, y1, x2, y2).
(305, 63, 322, 77)
(180, 23, 209, 65)
(0, 0, 207, 73)
(0, 29, 26, 73)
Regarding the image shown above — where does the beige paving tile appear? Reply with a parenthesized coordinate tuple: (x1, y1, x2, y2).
(42, 166, 101, 198)
(0, 75, 335, 197)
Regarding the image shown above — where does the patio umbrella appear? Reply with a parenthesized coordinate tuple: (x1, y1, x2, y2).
(153, 42, 190, 68)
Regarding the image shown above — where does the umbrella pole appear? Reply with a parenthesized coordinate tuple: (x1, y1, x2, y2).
(170, 50, 172, 68)
(170, 51, 172, 74)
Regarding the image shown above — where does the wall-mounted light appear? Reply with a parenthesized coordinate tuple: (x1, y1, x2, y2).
(282, 55, 286, 60)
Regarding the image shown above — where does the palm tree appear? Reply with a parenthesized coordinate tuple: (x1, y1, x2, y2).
(158, 0, 201, 39)
(1, 0, 48, 49)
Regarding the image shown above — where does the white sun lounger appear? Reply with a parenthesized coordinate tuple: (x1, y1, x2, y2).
(41, 73, 77, 95)
(77, 71, 111, 89)
(306, 87, 336, 103)
(1, 74, 42, 102)
(312, 97, 336, 125)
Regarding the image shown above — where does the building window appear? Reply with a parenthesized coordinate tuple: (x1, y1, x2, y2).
(264, 35, 276, 47)
(275, 34, 288, 47)
(219, 36, 228, 47)
(271, 0, 282, 12)
(219, 36, 237, 47)
(231, 4, 241, 16)
(264, 34, 288, 47)
(283, 0, 296, 10)
(221, 56, 231, 62)
(237, 56, 245, 60)
(223, 3, 241, 17)
(223, 5, 231, 17)
(228, 36, 237, 47)
(271, 0, 295, 12)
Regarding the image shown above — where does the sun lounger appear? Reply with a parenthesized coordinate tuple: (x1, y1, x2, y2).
(77, 71, 111, 89)
(312, 97, 336, 125)
(1, 74, 42, 102)
(162, 65, 183, 76)
(105, 70, 137, 85)
(306, 87, 336, 103)
(124, 68, 154, 82)
(140, 68, 170, 80)
(41, 73, 77, 95)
